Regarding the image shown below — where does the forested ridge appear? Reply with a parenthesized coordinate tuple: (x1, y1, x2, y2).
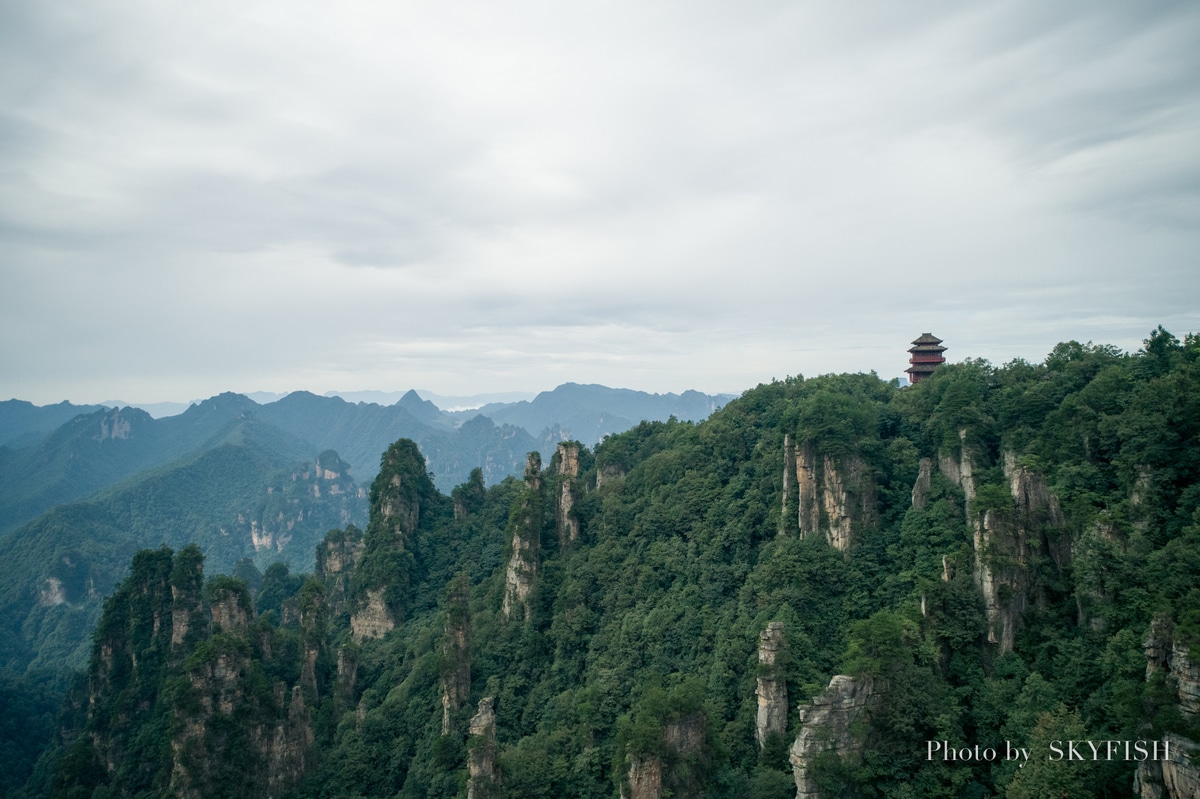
(18, 328, 1200, 798)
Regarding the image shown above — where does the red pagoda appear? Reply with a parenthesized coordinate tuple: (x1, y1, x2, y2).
(906, 333, 947, 384)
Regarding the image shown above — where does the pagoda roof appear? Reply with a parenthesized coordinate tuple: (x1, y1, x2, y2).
(911, 333, 943, 345)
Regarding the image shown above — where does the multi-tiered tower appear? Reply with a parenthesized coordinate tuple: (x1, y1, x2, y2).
(906, 333, 947, 384)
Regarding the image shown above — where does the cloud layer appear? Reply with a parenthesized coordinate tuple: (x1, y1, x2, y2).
(3, 1, 1198, 403)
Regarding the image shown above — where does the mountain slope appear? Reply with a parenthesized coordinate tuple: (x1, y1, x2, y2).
(36, 330, 1200, 799)
(0, 416, 365, 677)
(0, 399, 110, 449)
(0, 394, 266, 535)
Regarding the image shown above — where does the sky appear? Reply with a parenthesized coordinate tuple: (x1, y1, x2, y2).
(2, 0, 1198, 406)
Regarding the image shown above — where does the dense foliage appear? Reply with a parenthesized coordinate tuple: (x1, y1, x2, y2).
(0, 418, 365, 679)
(16, 329, 1200, 798)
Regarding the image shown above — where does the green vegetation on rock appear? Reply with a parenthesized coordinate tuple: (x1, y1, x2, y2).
(9, 329, 1200, 798)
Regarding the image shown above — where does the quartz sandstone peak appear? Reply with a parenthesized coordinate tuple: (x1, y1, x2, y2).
(785, 440, 876, 553)
(938, 436, 1069, 654)
(555, 442, 582, 548)
(502, 453, 543, 621)
(756, 622, 788, 749)
(910, 457, 932, 510)
(441, 575, 471, 735)
(790, 675, 879, 799)
(350, 589, 394, 642)
(467, 697, 500, 799)
(1136, 618, 1200, 799)
(621, 712, 706, 799)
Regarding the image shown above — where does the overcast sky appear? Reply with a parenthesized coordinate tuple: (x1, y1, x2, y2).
(2, 1, 1197, 406)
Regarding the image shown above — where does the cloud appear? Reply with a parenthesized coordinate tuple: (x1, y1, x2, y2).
(1, 0, 1197, 402)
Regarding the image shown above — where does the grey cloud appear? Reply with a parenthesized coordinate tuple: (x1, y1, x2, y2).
(1, 1, 1197, 403)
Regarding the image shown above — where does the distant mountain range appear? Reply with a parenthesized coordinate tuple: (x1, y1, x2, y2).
(1, 383, 733, 530)
(0, 382, 731, 677)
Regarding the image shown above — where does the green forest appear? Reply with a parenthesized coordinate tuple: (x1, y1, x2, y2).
(10, 328, 1200, 798)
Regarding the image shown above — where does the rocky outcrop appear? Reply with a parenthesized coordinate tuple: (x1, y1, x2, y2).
(937, 430, 975, 507)
(502, 453, 543, 621)
(1145, 618, 1200, 717)
(171, 547, 207, 654)
(789, 441, 876, 553)
(374, 439, 434, 542)
(977, 452, 1068, 653)
(938, 437, 1068, 654)
(97, 407, 133, 441)
(342, 441, 436, 641)
(453, 468, 487, 522)
(38, 577, 66, 607)
(780, 435, 797, 535)
(554, 443, 582, 548)
(209, 583, 252, 635)
(350, 589, 394, 642)
(170, 595, 314, 799)
(1137, 619, 1200, 799)
(976, 451, 1069, 652)
(381, 474, 419, 539)
(1006, 451, 1069, 567)
(621, 712, 706, 799)
(756, 622, 788, 749)
(316, 525, 364, 618)
(441, 575, 471, 734)
(79, 547, 317, 799)
(623, 757, 663, 799)
(821, 454, 875, 552)
(171, 655, 314, 799)
(911, 457, 932, 509)
(1133, 734, 1200, 799)
(790, 676, 878, 799)
(596, 464, 625, 488)
(467, 697, 500, 799)
(299, 587, 325, 698)
(87, 550, 176, 774)
(262, 686, 314, 799)
(336, 645, 358, 705)
(796, 441, 821, 536)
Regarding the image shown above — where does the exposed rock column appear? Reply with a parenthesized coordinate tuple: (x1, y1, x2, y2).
(796, 442, 820, 537)
(441, 575, 471, 734)
(555, 443, 581, 549)
(502, 453, 542, 621)
(622, 758, 662, 799)
(467, 697, 500, 799)
(336, 645, 358, 706)
(316, 526, 364, 619)
(790, 676, 878, 799)
(793, 441, 875, 553)
(965, 450, 1069, 654)
(299, 584, 325, 698)
(209, 583, 252, 635)
(621, 712, 705, 799)
(263, 686, 314, 799)
(780, 435, 797, 536)
(911, 457, 932, 509)
(350, 589, 394, 642)
(756, 622, 788, 748)
(382, 472, 420, 541)
(1137, 618, 1200, 799)
(170, 545, 206, 660)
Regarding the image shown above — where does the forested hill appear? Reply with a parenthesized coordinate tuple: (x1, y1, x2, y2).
(0, 417, 366, 677)
(28, 329, 1200, 799)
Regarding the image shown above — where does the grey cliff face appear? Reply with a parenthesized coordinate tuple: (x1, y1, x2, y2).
(789, 675, 879, 799)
